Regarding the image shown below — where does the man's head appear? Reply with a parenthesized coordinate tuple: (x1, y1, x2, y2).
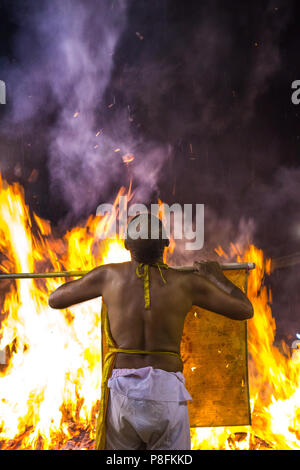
(125, 213, 169, 264)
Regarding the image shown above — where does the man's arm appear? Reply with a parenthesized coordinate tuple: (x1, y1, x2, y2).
(190, 261, 254, 321)
(48, 266, 107, 309)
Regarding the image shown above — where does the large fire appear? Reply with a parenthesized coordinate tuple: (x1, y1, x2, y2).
(0, 176, 299, 450)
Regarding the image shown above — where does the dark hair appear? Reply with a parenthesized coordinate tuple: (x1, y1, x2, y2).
(125, 213, 169, 264)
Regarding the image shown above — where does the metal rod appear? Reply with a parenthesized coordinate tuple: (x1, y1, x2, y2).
(172, 262, 255, 272)
(0, 262, 255, 280)
(0, 271, 88, 280)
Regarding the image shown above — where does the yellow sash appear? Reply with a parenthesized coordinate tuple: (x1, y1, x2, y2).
(95, 262, 180, 450)
(136, 262, 168, 309)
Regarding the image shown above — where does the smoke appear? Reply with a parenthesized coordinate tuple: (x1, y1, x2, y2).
(2, 0, 169, 216)
(1, 0, 299, 341)
(112, 0, 294, 256)
(0, 1, 296, 251)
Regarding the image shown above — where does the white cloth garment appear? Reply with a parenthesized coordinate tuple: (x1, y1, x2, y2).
(106, 367, 192, 450)
(107, 366, 192, 402)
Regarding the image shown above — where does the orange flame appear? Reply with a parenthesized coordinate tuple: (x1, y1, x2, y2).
(191, 246, 300, 449)
(0, 176, 129, 449)
(0, 176, 299, 449)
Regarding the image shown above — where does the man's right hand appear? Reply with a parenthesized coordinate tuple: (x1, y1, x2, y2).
(193, 260, 224, 278)
(190, 260, 254, 320)
(193, 260, 234, 294)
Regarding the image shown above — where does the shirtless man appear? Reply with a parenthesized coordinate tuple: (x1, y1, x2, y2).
(48, 214, 253, 450)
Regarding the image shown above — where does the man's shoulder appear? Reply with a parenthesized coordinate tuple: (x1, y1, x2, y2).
(82, 263, 128, 287)
(168, 267, 208, 293)
(105, 261, 131, 270)
(168, 266, 197, 280)
(92, 261, 131, 276)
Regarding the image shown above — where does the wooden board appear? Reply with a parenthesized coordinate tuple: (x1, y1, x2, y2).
(181, 269, 251, 427)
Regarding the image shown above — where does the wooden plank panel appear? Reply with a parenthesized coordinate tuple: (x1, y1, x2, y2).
(181, 270, 251, 427)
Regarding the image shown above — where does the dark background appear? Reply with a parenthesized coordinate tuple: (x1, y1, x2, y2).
(0, 0, 300, 343)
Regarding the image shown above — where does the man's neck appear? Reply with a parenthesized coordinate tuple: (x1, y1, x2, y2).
(131, 257, 165, 265)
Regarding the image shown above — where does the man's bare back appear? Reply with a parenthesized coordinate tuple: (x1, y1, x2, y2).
(48, 214, 254, 451)
(48, 259, 253, 373)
